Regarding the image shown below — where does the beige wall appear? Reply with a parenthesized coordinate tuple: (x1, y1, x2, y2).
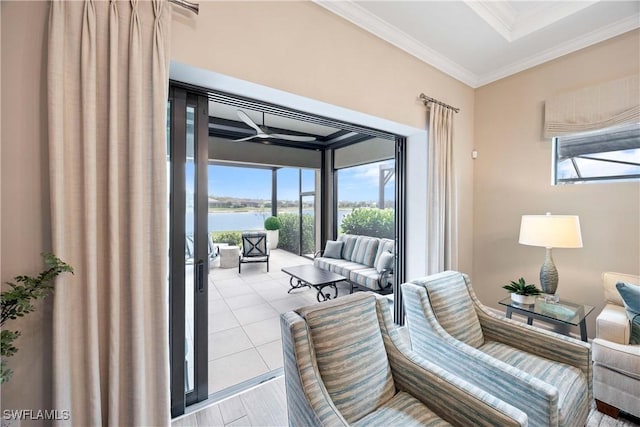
(1, 0, 53, 420)
(1, 0, 475, 417)
(473, 30, 640, 338)
(172, 0, 477, 278)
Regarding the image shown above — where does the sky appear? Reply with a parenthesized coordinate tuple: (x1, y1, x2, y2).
(200, 161, 395, 202)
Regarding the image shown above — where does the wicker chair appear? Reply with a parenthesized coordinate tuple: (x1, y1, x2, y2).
(281, 292, 528, 427)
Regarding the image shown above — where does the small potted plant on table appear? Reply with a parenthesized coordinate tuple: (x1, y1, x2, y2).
(503, 277, 541, 305)
(264, 216, 282, 250)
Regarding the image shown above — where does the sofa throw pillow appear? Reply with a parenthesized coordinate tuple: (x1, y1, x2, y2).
(616, 282, 640, 344)
(323, 240, 344, 259)
(616, 282, 640, 315)
(375, 251, 394, 273)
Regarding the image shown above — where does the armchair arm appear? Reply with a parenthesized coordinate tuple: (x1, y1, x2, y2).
(375, 297, 528, 427)
(314, 250, 324, 259)
(280, 312, 348, 427)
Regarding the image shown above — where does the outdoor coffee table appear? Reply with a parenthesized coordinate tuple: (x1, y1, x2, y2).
(282, 265, 346, 302)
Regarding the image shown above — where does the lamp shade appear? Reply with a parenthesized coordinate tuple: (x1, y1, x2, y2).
(519, 214, 583, 248)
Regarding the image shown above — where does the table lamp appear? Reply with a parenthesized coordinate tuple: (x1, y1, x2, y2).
(519, 213, 583, 301)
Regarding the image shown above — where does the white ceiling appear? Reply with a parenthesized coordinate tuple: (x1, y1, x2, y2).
(314, 0, 640, 88)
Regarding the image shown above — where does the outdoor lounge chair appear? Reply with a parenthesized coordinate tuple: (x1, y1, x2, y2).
(239, 231, 269, 273)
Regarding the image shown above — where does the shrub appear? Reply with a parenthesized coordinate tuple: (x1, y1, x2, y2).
(264, 216, 282, 231)
(278, 213, 315, 254)
(340, 208, 394, 239)
(210, 231, 242, 247)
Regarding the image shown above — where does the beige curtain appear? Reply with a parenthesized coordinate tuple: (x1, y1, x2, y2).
(543, 74, 640, 138)
(426, 103, 458, 274)
(48, 0, 171, 425)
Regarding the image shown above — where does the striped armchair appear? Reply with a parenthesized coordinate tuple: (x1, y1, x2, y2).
(281, 292, 528, 427)
(402, 271, 591, 427)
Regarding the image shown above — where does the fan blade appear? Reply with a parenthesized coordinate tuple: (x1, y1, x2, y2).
(233, 136, 257, 142)
(236, 110, 262, 133)
(269, 133, 317, 142)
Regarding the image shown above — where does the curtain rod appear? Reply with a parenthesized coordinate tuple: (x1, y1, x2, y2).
(169, 0, 199, 15)
(419, 93, 460, 113)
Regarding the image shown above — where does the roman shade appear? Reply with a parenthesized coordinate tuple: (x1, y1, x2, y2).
(543, 74, 640, 138)
(556, 122, 640, 159)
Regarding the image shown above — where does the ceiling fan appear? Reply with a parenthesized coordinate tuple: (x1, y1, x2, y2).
(234, 110, 317, 143)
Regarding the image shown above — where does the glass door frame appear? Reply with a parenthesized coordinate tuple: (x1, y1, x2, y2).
(169, 86, 209, 417)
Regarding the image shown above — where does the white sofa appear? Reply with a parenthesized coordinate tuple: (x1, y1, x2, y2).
(593, 272, 640, 419)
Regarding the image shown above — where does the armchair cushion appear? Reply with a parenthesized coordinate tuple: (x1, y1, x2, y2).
(480, 341, 588, 426)
(352, 391, 447, 427)
(298, 294, 395, 423)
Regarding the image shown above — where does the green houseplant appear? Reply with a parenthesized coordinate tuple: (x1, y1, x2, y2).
(503, 277, 541, 305)
(0, 253, 73, 383)
(264, 216, 282, 250)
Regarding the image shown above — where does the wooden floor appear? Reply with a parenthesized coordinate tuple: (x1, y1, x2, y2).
(172, 377, 287, 427)
(173, 375, 639, 427)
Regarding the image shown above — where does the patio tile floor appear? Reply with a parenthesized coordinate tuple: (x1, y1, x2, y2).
(207, 248, 352, 394)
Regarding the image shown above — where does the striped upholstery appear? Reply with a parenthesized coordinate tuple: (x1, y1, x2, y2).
(412, 271, 484, 348)
(481, 341, 589, 426)
(374, 238, 395, 266)
(281, 292, 528, 427)
(298, 295, 395, 423)
(313, 257, 365, 277)
(337, 234, 358, 261)
(350, 236, 379, 267)
(402, 271, 591, 427)
(352, 391, 448, 427)
(350, 268, 385, 291)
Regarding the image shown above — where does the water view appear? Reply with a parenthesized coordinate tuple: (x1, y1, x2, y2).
(185, 210, 353, 233)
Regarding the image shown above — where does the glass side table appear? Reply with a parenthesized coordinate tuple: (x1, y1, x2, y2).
(498, 297, 594, 342)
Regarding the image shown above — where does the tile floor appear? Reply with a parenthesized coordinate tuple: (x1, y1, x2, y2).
(207, 249, 352, 394)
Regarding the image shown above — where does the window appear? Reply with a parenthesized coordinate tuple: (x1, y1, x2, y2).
(337, 159, 395, 238)
(553, 122, 640, 184)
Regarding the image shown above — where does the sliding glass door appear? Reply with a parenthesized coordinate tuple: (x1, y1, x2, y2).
(169, 87, 209, 417)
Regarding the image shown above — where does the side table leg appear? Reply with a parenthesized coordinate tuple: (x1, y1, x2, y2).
(506, 308, 513, 319)
(579, 320, 588, 342)
(527, 317, 533, 326)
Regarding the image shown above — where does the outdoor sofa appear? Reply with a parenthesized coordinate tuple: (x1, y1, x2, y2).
(313, 234, 395, 294)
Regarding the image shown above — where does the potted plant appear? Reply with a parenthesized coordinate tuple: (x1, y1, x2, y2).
(503, 277, 541, 305)
(1, 253, 73, 383)
(264, 216, 282, 250)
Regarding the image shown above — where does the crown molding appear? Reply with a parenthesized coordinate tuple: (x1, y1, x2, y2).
(312, 0, 479, 87)
(475, 14, 640, 87)
(313, 0, 640, 89)
(465, 1, 597, 42)
(464, 1, 516, 41)
(512, 1, 597, 41)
